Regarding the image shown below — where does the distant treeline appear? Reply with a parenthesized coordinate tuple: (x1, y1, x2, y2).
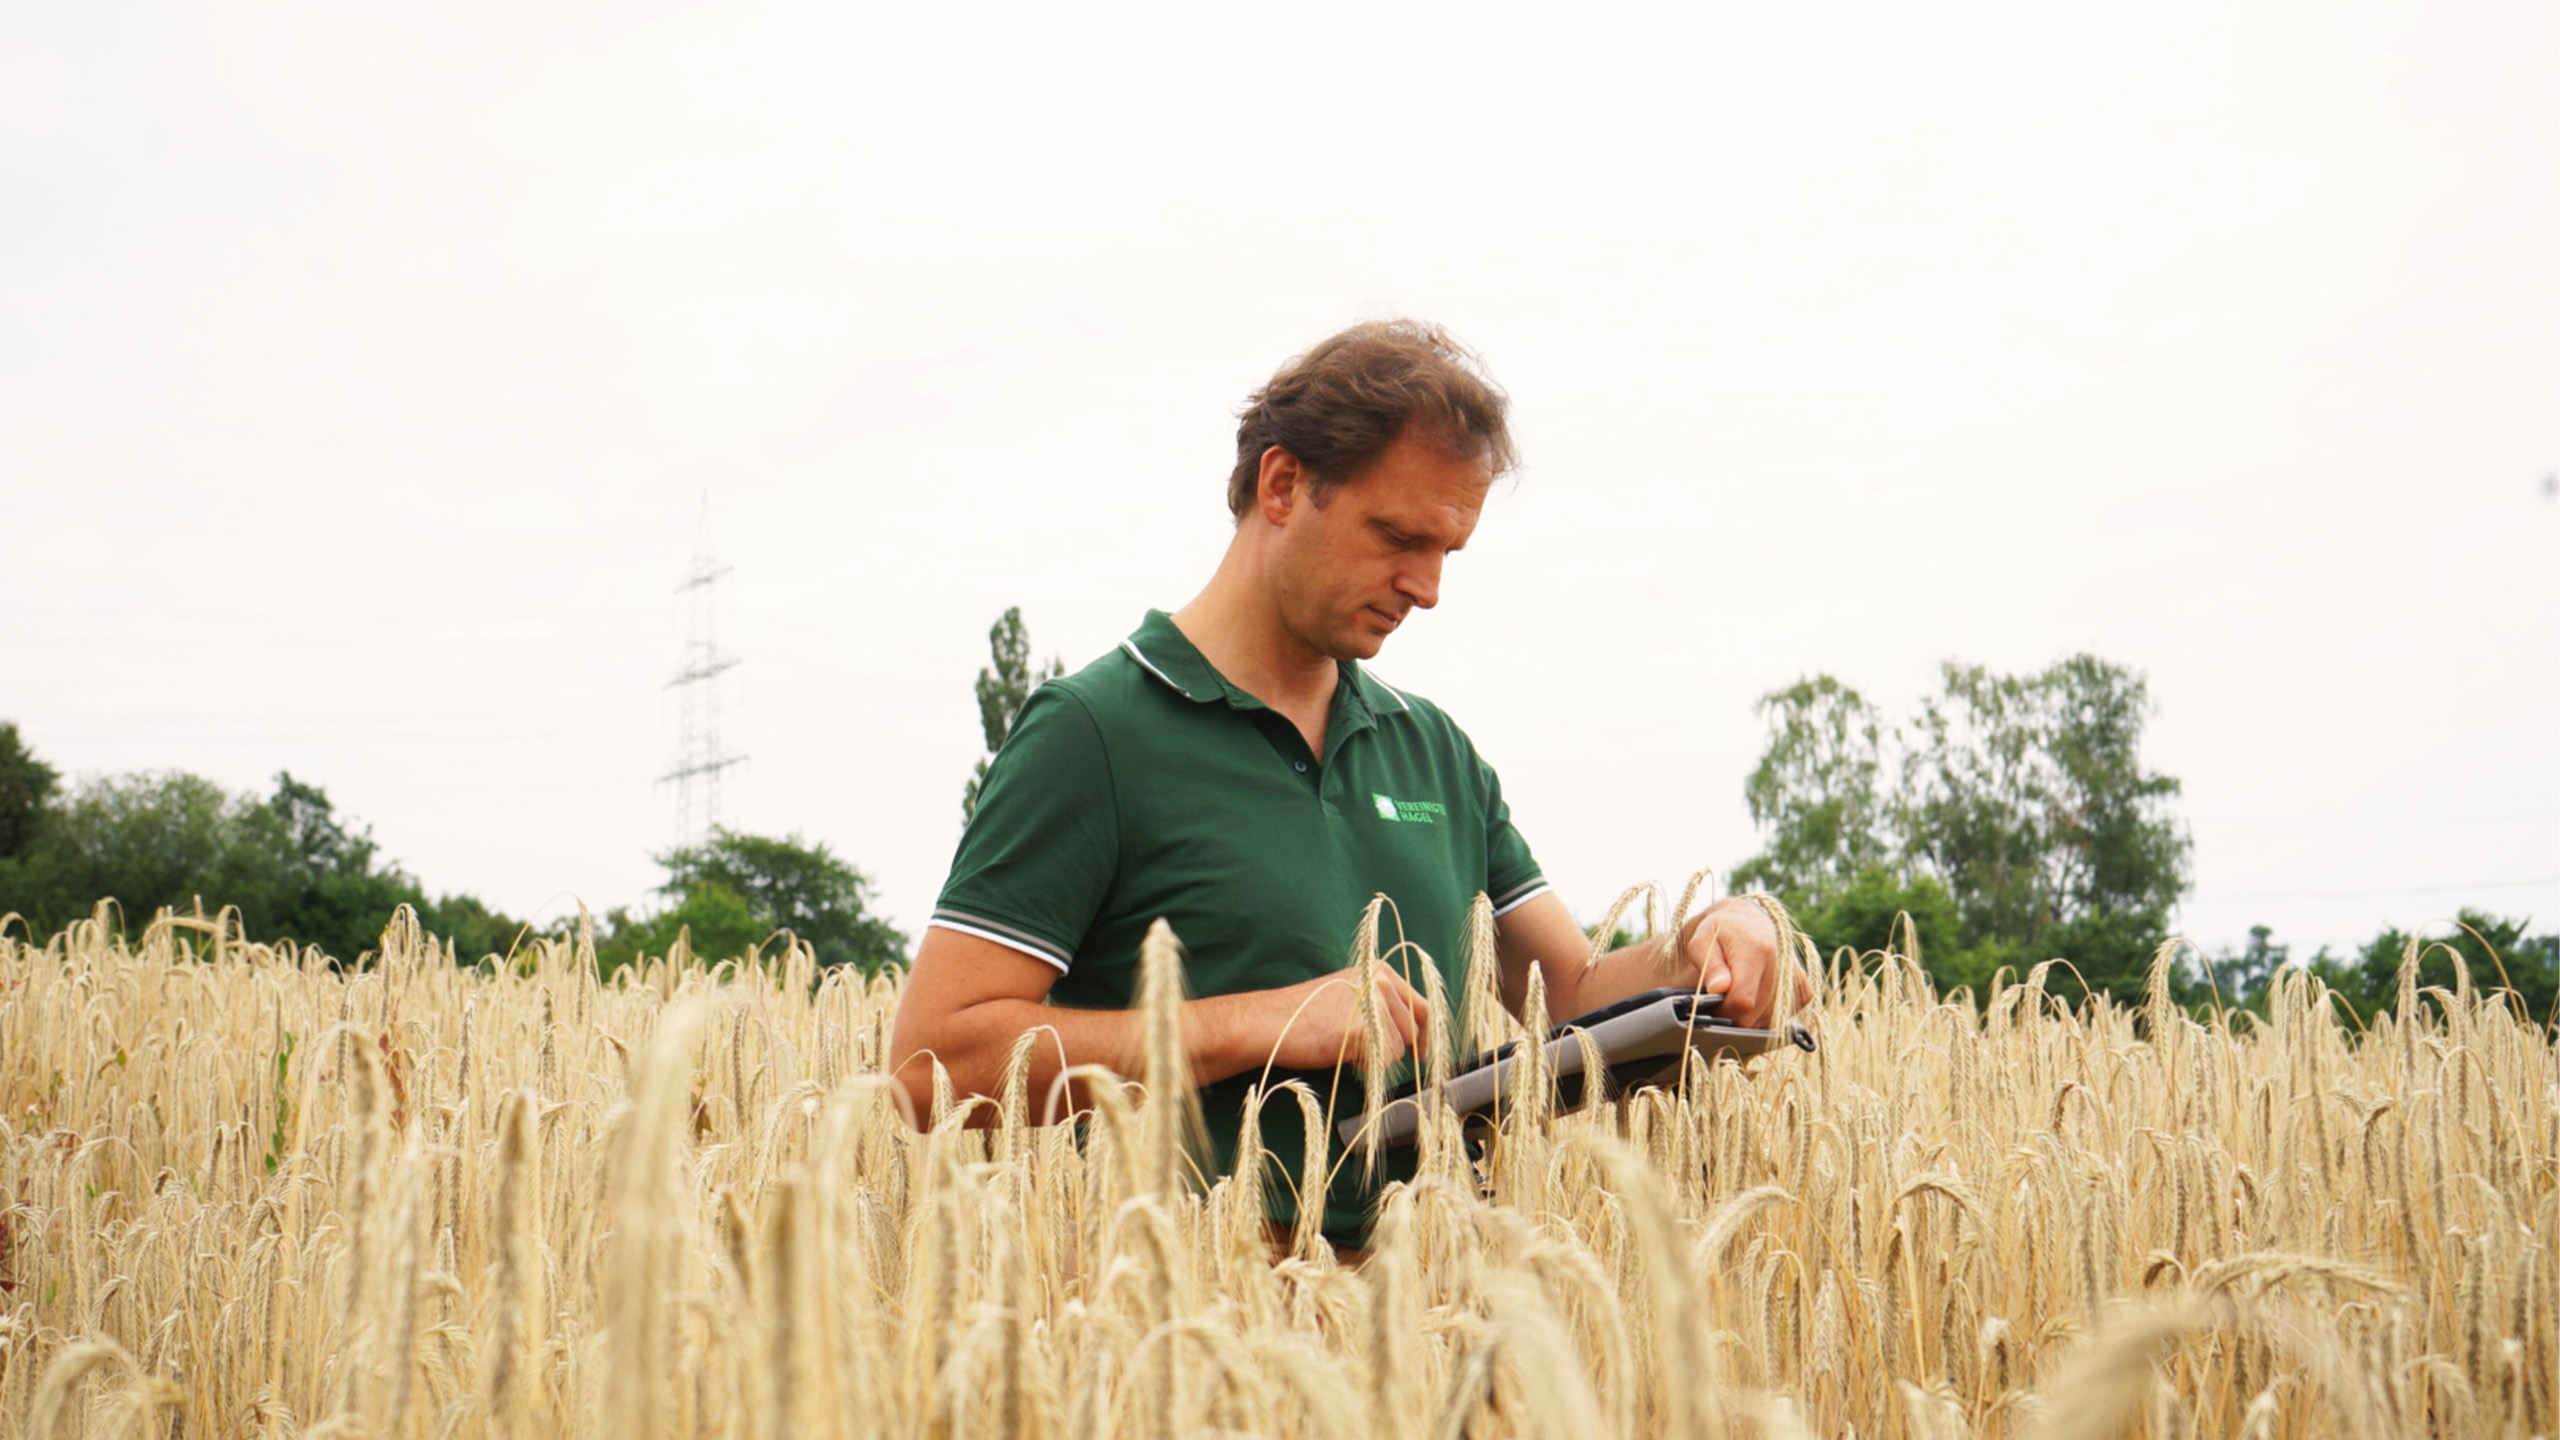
(0, 722, 907, 974)
(1731, 658, 2556, 1027)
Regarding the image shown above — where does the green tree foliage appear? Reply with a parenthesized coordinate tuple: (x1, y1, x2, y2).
(415, 890, 527, 967)
(962, 606, 1063, 823)
(598, 827, 908, 974)
(2, 770, 290, 932)
(1735, 656, 2193, 1002)
(1800, 866, 1979, 990)
(2305, 909, 2559, 1029)
(0, 728, 523, 963)
(597, 883, 767, 973)
(260, 771, 453, 961)
(1905, 658, 2189, 980)
(2199, 924, 2288, 1009)
(0, 722, 60, 861)
(1732, 678, 1892, 903)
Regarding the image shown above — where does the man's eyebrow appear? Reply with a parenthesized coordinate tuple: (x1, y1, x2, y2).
(1378, 515, 1471, 552)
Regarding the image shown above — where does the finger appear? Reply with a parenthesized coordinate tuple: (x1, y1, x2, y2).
(1385, 982, 1421, 1053)
(1374, 961, 1425, 1010)
(1716, 953, 1766, 1021)
(1367, 963, 1419, 1056)
(1696, 925, 1733, 995)
(1353, 963, 1399, 1024)
(1369, 1009, 1412, 1067)
(1400, 982, 1433, 1057)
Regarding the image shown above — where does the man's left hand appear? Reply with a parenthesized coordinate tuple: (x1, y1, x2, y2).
(1676, 896, 1813, 1030)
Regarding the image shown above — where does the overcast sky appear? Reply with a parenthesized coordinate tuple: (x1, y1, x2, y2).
(5, 0, 2554, 964)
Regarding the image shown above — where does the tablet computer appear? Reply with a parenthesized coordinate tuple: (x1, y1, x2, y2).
(1338, 987, 1814, 1149)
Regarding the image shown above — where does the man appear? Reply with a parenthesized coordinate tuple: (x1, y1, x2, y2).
(889, 320, 1803, 1241)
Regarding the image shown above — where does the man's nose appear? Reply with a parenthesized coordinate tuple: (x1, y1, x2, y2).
(1396, 554, 1442, 610)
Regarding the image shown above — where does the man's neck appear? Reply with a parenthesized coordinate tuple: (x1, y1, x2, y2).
(1169, 546, 1339, 726)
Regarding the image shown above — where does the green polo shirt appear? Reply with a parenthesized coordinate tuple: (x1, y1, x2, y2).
(932, 609, 1547, 1238)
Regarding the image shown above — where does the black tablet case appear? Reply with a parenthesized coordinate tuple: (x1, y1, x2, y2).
(1338, 986, 1814, 1149)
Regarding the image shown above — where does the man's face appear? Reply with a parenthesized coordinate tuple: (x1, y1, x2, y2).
(1264, 429, 1491, 664)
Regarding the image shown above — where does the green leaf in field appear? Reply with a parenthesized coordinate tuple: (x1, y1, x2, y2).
(265, 1030, 297, 1174)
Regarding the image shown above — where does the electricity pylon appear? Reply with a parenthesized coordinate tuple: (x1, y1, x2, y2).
(662, 501, 745, 850)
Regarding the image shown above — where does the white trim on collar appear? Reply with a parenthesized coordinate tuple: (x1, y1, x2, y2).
(1119, 638, 1194, 699)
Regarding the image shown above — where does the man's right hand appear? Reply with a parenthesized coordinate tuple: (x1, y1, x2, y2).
(887, 928, 1438, 1127)
(1206, 959, 1433, 1074)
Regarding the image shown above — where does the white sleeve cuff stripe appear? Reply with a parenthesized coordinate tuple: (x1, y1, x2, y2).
(929, 921, 1072, 974)
(933, 907, 1071, 958)
(1491, 882, 1553, 918)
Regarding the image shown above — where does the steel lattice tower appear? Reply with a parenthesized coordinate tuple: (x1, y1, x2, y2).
(662, 503, 745, 849)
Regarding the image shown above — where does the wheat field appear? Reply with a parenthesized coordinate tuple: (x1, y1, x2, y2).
(1, 894, 2552, 1440)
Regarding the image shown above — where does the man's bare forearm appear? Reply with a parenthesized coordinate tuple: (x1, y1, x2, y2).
(889, 991, 1279, 1121)
(1498, 892, 1768, 1024)
(1544, 935, 1694, 1019)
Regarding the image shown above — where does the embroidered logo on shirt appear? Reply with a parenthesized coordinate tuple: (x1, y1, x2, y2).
(1372, 792, 1446, 824)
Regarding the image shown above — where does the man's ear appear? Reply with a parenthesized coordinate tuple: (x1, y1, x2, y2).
(1255, 445, 1308, 526)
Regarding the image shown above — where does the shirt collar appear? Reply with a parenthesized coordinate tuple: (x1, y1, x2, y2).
(1120, 609, 1412, 722)
(1119, 610, 1236, 706)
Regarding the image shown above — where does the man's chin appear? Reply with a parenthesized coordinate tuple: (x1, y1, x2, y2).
(1308, 610, 1398, 663)
(1326, 629, 1388, 663)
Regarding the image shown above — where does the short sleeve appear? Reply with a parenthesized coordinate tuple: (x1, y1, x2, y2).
(1475, 743, 1549, 916)
(931, 686, 1119, 971)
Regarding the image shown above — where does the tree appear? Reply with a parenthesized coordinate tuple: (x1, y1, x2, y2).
(962, 607, 1063, 823)
(1, 770, 291, 935)
(601, 827, 908, 974)
(596, 883, 766, 973)
(1902, 657, 2190, 992)
(2310, 909, 2558, 1029)
(1731, 679, 1892, 905)
(416, 889, 530, 966)
(1735, 655, 2193, 1001)
(0, 757, 524, 964)
(1799, 866, 1981, 990)
(2201, 924, 2288, 1009)
(0, 722, 60, 862)
(258, 771, 436, 961)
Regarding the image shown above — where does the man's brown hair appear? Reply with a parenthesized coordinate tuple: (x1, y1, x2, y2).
(1227, 320, 1515, 520)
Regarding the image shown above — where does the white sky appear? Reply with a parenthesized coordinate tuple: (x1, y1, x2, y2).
(4, 0, 2554, 961)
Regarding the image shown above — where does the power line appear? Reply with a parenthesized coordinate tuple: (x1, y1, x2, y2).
(2198, 875, 2560, 903)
